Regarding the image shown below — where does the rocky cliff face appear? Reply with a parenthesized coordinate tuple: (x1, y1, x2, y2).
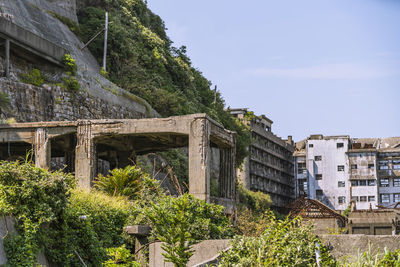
(0, 0, 158, 121)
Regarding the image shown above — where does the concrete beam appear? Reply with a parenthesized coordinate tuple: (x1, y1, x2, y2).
(0, 17, 68, 64)
(0, 129, 34, 143)
(188, 118, 211, 201)
(34, 128, 51, 169)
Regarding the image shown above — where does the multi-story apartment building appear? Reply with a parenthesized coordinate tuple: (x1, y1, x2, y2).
(294, 135, 400, 210)
(230, 108, 295, 211)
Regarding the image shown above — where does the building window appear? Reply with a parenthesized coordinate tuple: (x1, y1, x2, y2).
(337, 143, 344, 148)
(351, 180, 358, 186)
(368, 163, 375, 169)
(394, 164, 400, 170)
(394, 178, 400, 187)
(368, 196, 375, 202)
(297, 162, 306, 174)
(337, 165, 344, 171)
(338, 196, 346, 204)
(380, 194, 390, 203)
(359, 196, 367, 202)
(309, 144, 313, 148)
(380, 178, 389, 187)
(298, 179, 308, 196)
(338, 181, 345, 187)
(315, 174, 322, 180)
(394, 194, 400, 203)
(352, 196, 358, 202)
(379, 165, 389, 170)
(315, 156, 322, 161)
(351, 164, 357, 170)
(368, 180, 376, 186)
(359, 180, 367, 186)
(316, 189, 323, 200)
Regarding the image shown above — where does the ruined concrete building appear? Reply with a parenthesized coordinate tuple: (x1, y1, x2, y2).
(294, 135, 400, 210)
(0, 114, 237, 211)
(230, 108, 295, 211)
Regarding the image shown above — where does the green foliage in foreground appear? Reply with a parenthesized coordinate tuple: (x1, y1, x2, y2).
(0, 162, 233, 266)
(77, 1, 250, 167)
(340, 247, 400, 267)
(45, 189, 135, 266)
(145, 194, 234, 266)
(218, 211, 336, 267)
(105, 245, 140, 267)
(0, 161, 137, 266)
(0, 161, 74, 266)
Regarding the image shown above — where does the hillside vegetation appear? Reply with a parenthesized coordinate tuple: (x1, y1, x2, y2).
(77, 0, 250, 166)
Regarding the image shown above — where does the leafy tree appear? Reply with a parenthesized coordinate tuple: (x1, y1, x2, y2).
(219, 211, 337, 266)
(145, 194, 233, 266)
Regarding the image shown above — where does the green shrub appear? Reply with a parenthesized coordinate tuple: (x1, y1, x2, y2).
(45, 189, 134, 266)
(105, 245, 140, 267)
(62, 76, 80, 91)
(62, 54, 77, 75)
(145, 194, 233, 266)
(101, 67, 109, 78)
(0, 161, 74, 266)
(0, 161, 140, 266)
(219, 211, 336, 266)
(19, 68, 45, 86)
(94, 165, 164, 202)
(237, 184, 271, 213)
(94, 165, 147, 199)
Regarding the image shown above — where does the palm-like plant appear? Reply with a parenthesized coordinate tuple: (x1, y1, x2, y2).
(94, 165, 146, 199)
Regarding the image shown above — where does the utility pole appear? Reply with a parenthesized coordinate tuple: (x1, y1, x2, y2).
(102, 12, 108, 72)
(214, 85, 217, 104)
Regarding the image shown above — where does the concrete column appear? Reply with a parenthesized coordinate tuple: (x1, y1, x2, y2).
(5, 39, 9, 78)
(237, 156, 250, 189)
(75, 122, 96, 189)
(188, 118, 211, 202)
(34, 128, 51, 169)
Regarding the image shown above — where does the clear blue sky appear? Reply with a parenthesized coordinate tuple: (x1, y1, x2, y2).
(147, 0, 400, 142)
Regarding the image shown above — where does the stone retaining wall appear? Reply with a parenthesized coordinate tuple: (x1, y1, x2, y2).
(0, 79, 147, 122)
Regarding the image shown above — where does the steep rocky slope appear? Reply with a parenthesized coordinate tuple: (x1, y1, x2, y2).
(0, 0, 158, 121)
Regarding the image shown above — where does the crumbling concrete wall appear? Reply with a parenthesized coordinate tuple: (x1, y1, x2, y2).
(320, 234, 400, 261)
(304, 218, 342, 235)
(149, 239, 230, 267)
